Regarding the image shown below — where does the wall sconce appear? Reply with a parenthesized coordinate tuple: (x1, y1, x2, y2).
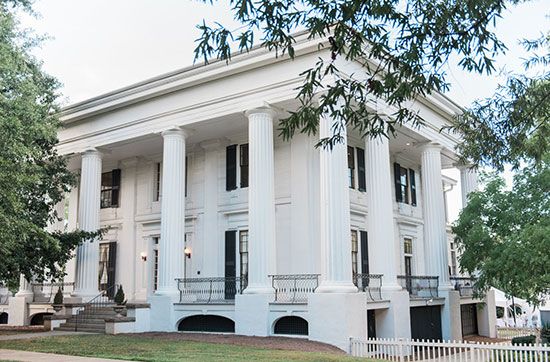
(140, 252, 147, 262)
(184, 247, 191, 259)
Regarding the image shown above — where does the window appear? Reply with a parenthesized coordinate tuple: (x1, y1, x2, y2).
(404, 238, 413, 276)
(226, 144, 249, 191)
(394, 163, 417, 206)
(153, 237, 159, 291)
(239, 230, 249, 282)
(347, 147, 366, 191)
(450, 242, 458, 276)
(351, 230, 358, 276)
(100, 169, 121, 208)
(154, 163, 162, 201)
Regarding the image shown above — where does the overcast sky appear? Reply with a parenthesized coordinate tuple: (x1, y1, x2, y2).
(19, 0, 549, 221)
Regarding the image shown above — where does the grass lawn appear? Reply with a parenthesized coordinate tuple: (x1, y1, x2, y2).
(0, 334, 379, 361)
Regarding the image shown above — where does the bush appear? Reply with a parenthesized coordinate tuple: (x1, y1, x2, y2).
(53, 288, 63, 305)
(511, 335, 536, 345)
(114, 286, 126, 305)
(541, 324, 550, 344)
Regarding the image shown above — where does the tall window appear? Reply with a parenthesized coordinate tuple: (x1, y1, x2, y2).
(348, 146, 355, 188)
(404, 238, 413, 276)
(153, 237, 159, 291)
(347, 147, 366, 191)
(351, 230, 359, 275)
(239, 230, 249, 282)
(394, 163, 417, 206)
(153, 163, 162, 201)
(101, 169, 121, 208)
(226, 144, 249, 191)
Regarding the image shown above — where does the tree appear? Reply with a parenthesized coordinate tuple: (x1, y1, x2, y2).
(452, 162, 550, 306)
(0, 2, 98, 290)
(194, 0, 527, 149)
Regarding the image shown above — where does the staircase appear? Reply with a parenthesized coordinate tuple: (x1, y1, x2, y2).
(54, 305, 117, 333)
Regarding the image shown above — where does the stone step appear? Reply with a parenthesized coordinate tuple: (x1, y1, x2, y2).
(73, 313, 118, 319)
(64, 318, 107, 324)
(59, 322, 105, 329)
(55, 326, 105, 333)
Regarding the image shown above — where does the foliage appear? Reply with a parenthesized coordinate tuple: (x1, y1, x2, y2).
(0, 2, 99, 289)
(511, 335, 536, 346)
(114, 286, 125, 305)
(194, 0, 522, 148)
(53, 288, 63, 305)
(541, 324, 550, 344)
(452, 161, 550, 306)
(450, 34, 550, 170)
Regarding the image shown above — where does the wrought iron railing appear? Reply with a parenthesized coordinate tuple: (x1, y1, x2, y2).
(269, 274, 320, 304)
(397, 275, 439, 298)
(176, 277, 247, 304)
(353, 273, 383, 301)
(450, 276, 476, 297)
(31, 282, 75, 303)
(0, 294, 9, 305)
(74, 284, 119, 332)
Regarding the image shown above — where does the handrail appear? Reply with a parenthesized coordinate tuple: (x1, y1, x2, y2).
(269, 274, 320, 304)
(353, 273, 383, 301)
(176, 277, 246, 304)
(74, 284, 119, 332)
(397, 275, 439, 298)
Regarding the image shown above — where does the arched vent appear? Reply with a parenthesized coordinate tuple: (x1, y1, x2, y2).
(30, 312, 52, 326)
(274, 316, 308, 336)
(0, 312, 8, 324)
(178, 315, 235, 333)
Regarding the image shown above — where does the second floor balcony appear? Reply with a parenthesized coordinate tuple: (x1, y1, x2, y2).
(176, 277, 247, 304)
(450, 276, 477, 298)
(353, 273, 383, 301)
(398, 275, 439, 299)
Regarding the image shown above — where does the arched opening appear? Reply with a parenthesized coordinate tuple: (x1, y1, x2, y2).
(0, 312, 8, 324)
(30, 312, 52, 326)
(178, 315, 235, 333)
(273, 316, 308, 336)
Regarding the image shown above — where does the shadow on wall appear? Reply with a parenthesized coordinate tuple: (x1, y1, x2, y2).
(30, 312, 53, 326)
(178, 315, 235, 333)
(273, 316, 308, 336)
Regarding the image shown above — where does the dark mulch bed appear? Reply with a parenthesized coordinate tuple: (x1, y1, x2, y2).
(0, 326, 45, 335)
(127, 332, 346, 354)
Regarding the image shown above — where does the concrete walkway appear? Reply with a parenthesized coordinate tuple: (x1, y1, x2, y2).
(0, 331, 95, 341)
(0, 349, 123, 361)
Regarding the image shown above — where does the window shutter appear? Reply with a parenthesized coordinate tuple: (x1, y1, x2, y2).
(239, 144, 249, 188)
(226, 145, 237, 191)
(360, 231, 369, 274)
(356, 147, 366, 191)
(224, 230, 237, 299)
(185, 156, 188, 197)
(409, 169, 417, 206)
(111, 169, 121, 207)
(106, 242, 117, 298)
(393, 162, 402, 203)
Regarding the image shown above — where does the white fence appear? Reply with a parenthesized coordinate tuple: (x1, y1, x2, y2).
(497, 327, 541, 340)
(350, 338, 550, 361)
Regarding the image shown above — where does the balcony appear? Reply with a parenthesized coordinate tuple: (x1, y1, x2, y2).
(353, 273, 383, 301)
(450, 276, 476, 298)
(397, 275, 439, 299)
(31, 282, 74, 303)
(269, 274, 320, 304)
(176, 277, 246, 304)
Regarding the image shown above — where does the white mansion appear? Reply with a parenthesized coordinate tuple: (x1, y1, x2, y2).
(1, 33, 496, 350)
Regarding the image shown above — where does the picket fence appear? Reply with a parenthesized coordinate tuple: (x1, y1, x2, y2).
(497, 327, 541, 340)
(350, 338, 550, 362)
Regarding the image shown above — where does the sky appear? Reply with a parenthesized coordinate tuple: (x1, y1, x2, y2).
(19, 0, 549, 221)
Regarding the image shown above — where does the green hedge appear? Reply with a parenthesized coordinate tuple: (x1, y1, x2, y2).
(511, 335, 537, 345)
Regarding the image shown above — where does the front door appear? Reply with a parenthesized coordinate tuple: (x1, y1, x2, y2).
(98, 242, 117, 298)
(461, 304, 478, 336)
(410, 306, 442, 341)
(224, 231, 236, 299)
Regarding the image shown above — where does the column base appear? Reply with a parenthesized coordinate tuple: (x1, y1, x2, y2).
(235, 293, 272, 336)
(477, 288, 497, 338)
(309, 292, 366, 352)
(376, 289, 411, 339)
(7, 296, 29, 326)
(316, 281, 357, 294)
(149, 294, 177, 331)
(440, 289, 461, 341)
(243, 285, 275, 295)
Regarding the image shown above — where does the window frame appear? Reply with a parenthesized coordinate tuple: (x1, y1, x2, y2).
(238, 230, 249, 282)
(100, 169, 121, 209)
(403, 237, 414, 276)
(351, 229, 359, 276)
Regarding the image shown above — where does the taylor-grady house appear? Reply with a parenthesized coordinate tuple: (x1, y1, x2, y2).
(0, 32, 496, 351)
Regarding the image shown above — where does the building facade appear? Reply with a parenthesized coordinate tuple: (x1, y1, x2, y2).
(2, 34, 496, 350)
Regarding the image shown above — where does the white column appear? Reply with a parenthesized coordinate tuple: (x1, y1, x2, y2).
(74, 148, 102, 299)
(15, 274, 33, 297)
(459, 165, 478, 208)
(365, 136, 400, 289)
(421, 143, 450, 288)
(317, 113, 356, 293)
(156, 128, 187, 296)
(244, 108, 276, 294)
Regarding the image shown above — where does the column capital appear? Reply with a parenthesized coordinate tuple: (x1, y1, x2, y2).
(455, 162, 477, 171)
(244, 107, 278, 120)
(419, 142, 443, 153)
(81, 147, 104, 159)
(161, 127, 192, 139)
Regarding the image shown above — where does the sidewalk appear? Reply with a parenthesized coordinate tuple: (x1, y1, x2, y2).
(0, 349, 123, 361)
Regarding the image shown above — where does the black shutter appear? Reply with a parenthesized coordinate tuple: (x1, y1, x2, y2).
(224, 231, 237, 299)
(185, 156, 188, 197)
(356, 147, 366, 192)
(409, 169, 417, 206)
(107, 242, 117, 298)
(226, 145, 237, 191)
(240, 144, 249, 188)
(393, 163, 402, 203)
(360, 231, 369, 274)
(111, 169, 121, 207)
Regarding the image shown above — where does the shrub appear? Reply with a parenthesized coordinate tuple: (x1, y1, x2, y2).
(53, 288, 63, 305)
(511, 335, 536, 345)
(541, 323, 550, 344)
(114, 286, 126, 305)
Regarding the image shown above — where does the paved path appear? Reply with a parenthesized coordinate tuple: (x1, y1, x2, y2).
(0, 331, 95, 341)
(0, 349, 122, 361)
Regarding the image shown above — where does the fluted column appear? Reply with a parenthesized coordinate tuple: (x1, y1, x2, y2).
(317, 113, 356, 293)
(156, 128, 187, 296)
(459, 165, 478, 208)
(244, 109, 276, 294)
(421, 143, 450, 288)
(74, 148, 102, 299)
(365, 136, 400, 289)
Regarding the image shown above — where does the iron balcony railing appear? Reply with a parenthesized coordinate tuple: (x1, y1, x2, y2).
(353, 273, 383, 301)
(176, 277, 247, 304)
(397, 275, 439, 299)
(31, 282, 75, 303)
(450, 276, 476, 298)
(269, 274, 320, 304)
(0, 294, 9, 305)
